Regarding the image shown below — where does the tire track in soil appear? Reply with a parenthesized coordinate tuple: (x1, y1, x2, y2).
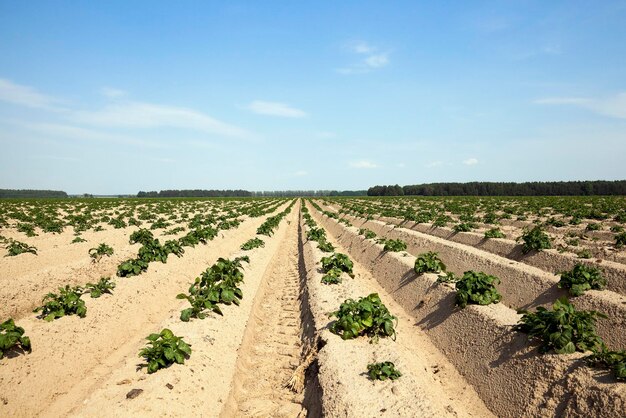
(223, 219, 307, 418)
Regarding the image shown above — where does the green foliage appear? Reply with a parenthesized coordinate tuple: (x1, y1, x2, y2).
(321, 267, 343, 285)
(321, 253, 354, 278)
(71, 236, 87, 244)
(455, 271, 502, 308)
(177, 256, 249, 322)
(587, 350, 626, 381)
(86, 277, 116, 298)
(316, 239, 335, 252)
(307, 227, 326, 242)
(436, 271, 459, 283)
(138, 329, 192, 374)
(329, 293, 397, 343)
(129, 228, 155, 245)
(484, 228, 506, 239)
(241, 237, 265, 250)
(34, 285, 87, 321)
(88, 243, 114, 261)
(453, 222, 475, 233)
(615, 232, 626, 248)
(383, 238, 407, 252)
(577, 249, 592, 259)
(514, 297, 606, 354)
(0, 319, 32, 359)
(517, 226, 552, 254)
(414, 251, 446, 275)
(5, 239, 38, 256)
(17, 222, 37, 237)
(586, 222, 601, 231)
(558, 264, 606, 296)
(117, 258, 149, 277)
(367, 361, 402, 381)
(163, 226, 185, 235)
(358, 228, 377, 239)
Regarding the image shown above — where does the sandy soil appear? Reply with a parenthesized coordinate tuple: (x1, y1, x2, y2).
(1, 198, 624, 417)
(0, 204, 289, 418)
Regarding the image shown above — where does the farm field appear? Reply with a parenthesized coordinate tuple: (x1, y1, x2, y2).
(1, 196, 625, 417)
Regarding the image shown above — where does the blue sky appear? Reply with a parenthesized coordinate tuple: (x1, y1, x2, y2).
(0, 1, 625, 194)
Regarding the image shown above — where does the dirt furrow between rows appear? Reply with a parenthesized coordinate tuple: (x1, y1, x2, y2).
(0, 204, 289, 418)
(221, 215, 307, 417)
(65, 202, 297, 417)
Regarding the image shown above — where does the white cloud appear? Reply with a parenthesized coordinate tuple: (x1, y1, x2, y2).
(347, 40, 375, 54)
(338, 41, 390, 74)
(100, 87, 127, 98)
(16, 121, 164, 148)
(463, 158, 479, 165)
(246, 100, 307, 118)
(294, 170, 308, 176)
(364, 54, 389, 68)
(349, 160, 378, 169)
(72, 102, 252, 138)
(0, 78, 64, 110)
(535, 93, 626, 119)
(426, 161, 443, 168)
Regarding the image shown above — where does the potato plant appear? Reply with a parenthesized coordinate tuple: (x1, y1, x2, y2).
(558, 264, 606, 296)
(514, 297, 606, 354)
(241, 237, 264, 251)
(455, 271, 502, 308)
(367, 361, 402, 381)
(177, 256, 250, 322)
(382, 238, 407, 252)
(34, 285, 87, 321)
(414, 251, 446, 275)
(4, 239, 37, 256)
(517, 226, 552, 254)
(587, 350, 626, 381)
(484, 228, 506, 239)
(89, 243, 114, 261)
(330, 293, 397, 343)
(321, 253, 354, 278)
(86, 277, 116, 298)
(0, 319, 32, 359)
(138, 328, 192, 374)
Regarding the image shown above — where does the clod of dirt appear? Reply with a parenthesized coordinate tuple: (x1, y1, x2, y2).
(125, 389, 143, 399)
(166, 383, 174, 390)
(116, 379, 131, 385)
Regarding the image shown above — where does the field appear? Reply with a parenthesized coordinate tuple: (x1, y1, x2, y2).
(1, 196, 625, 417)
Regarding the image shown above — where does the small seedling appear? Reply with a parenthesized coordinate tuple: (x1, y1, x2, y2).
(367, 361, 402, 381)
(138, 329, 192, 374)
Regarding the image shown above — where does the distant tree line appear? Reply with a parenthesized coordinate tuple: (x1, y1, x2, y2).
(0, 189, 68, 198)
(367, 181, 626, 196)
(137, 189, 368, 198)
(138, 190, 253, 198)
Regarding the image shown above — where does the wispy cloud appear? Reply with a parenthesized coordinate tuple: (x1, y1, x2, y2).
(0, 78, 253, 140)
(535, 93, 626, 119)
(16, 121, 163, 148)
(246, 100, 307, 118)
(426, 161, 443, 168)
(349, 160, 379, 169)
(0, 78, 65, 110)
(72, 102, 252, 137)
(463, 158, 479, 166)
(337, 40, 390, 74)
(100, 87, 127, 98)
(294, 170, 308, 176)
